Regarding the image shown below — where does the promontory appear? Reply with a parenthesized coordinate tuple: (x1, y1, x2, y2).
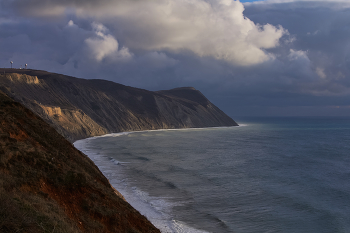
(0, 68, 237, 232)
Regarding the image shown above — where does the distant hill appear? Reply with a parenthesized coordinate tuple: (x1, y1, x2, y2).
(0, 69, 238, 142)
(0, 90, 160, 232)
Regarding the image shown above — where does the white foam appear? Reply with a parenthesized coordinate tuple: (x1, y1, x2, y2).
(74, 126, 239, 143)
(74, 138, 210, 233)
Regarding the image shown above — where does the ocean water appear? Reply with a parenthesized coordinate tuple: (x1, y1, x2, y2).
(74, 117, 350, 233)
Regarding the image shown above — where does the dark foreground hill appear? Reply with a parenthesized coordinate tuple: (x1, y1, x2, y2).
(0, 69, 237, 142)
(0, 90, 160, 232)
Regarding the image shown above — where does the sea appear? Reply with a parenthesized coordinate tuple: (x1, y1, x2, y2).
(74, 117, 350, 233)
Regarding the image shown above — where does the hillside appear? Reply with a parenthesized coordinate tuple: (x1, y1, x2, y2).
(0, 90, 160, 232)
(0, 69, 238, 142)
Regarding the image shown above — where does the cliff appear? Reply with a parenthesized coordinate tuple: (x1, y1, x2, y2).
(0, 69, 237, 232)
(0, 90, 160, 232)
(0, 69, 238, 142)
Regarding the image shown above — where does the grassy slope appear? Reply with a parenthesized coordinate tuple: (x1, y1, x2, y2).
(0, 91, 160, 233)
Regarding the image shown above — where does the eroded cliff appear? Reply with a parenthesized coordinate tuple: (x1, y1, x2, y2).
(0, 69, 237, 142)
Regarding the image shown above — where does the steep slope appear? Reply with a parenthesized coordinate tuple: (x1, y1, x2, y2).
(0, 69, 238, 142)
(0, 90, 160, 232)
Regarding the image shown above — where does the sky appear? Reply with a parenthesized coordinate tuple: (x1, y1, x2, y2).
(1, 0, 350, 117)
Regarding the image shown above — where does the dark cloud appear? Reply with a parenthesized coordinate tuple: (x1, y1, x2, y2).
(1, 0, 350, 116)
(243, 1, 350, 95)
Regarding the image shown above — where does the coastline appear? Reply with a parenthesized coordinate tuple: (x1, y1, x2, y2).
(73, 127, 234, 233)
(75, 125, 240, 142)
(74, 138, 175, 232)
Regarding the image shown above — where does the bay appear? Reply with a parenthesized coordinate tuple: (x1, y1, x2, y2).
(74, 117, 350, 233)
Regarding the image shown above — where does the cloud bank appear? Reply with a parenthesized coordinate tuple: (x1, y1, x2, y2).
(10, 0, 287, 65)
(1, 0, 350, 116)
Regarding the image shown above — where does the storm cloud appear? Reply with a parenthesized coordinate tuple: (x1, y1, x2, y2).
(1, 0, 350, 116)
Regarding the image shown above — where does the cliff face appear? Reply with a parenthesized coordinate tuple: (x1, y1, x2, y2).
(0, 69, 237, 232)
(0, 69, 237, 142)
(0, 90, 160, 232)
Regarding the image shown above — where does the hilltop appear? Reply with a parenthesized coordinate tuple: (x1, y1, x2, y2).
(0, 68, 238, 142)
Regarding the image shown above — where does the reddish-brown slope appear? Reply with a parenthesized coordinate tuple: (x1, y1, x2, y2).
(0, 91, 160, 233)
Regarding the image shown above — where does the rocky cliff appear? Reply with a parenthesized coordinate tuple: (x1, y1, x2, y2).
(0, 90, 160, 232)
(0, 69, 237, 142)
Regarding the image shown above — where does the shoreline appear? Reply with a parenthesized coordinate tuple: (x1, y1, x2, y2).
(74, 139, 176, 232)
(74, 125, 240, 143)
(73, 127, 232, 233)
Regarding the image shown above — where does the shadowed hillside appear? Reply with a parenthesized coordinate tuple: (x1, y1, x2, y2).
(0, 69, 238, 142)
(0, 91, 160, 232)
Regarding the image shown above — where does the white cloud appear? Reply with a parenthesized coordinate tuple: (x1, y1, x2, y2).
(67, 20, 75, 27)
(85, 22, 132, 62)
(11, 0, 286, 66)
(315, 67, 327, 79)
(288, 49, 309, 62)
(4, 0, 350, 110)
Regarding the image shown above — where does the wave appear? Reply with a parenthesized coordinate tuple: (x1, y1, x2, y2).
(74, 125, 240, 143)
(74, 139, 210, 233)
